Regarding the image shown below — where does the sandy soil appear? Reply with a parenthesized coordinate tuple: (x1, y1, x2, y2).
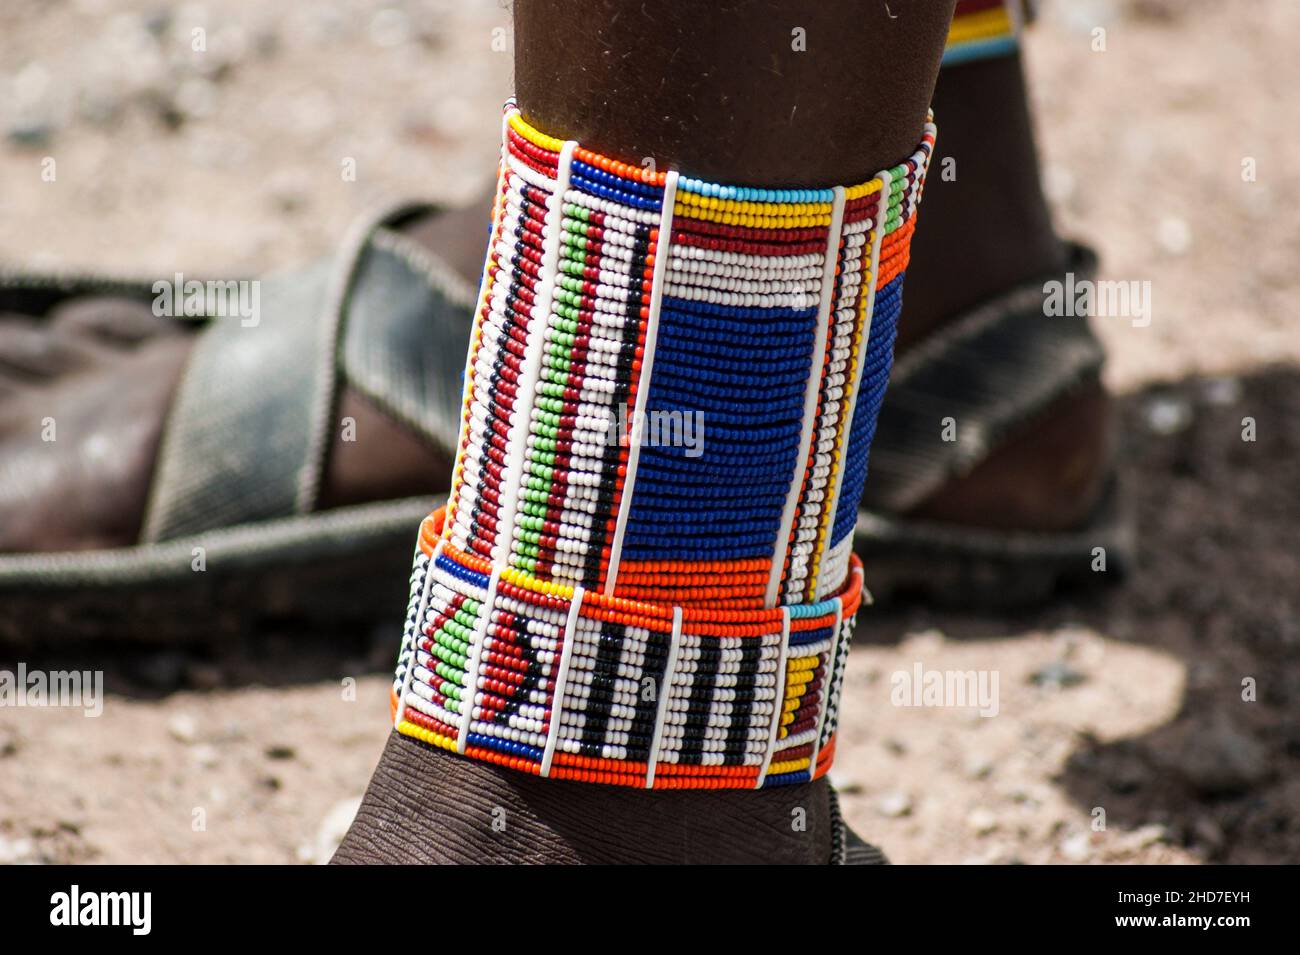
(1, 0, 1297, 864)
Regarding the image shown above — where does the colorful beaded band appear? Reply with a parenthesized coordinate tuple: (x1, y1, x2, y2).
(943, 0, 1031, 66)
(391, 103, 935, 788)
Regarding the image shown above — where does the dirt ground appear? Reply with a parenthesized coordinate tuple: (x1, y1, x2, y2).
(1, 0, 1297, 864)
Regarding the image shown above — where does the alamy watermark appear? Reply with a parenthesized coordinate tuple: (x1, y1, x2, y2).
(1044, 272, 1151, 328)
(50, 885, 150, 935)
(608, 402, 704, 458)
(0, 663, 103, 717)
(890, 662, 999, 718)
(153, 273, 261, 327)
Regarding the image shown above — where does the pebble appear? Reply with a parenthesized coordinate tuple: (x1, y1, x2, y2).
(0, 835, 35, 865)
(190, 744, 220, 769)
(964, 754, 994, 780)
(1060, 832, 1093, 862)
(1201, 376, 1242, 407)
(1143, 395, 1193, 436)
(1030, 660, 1087, 690)
(1157, 216, 1193, 255)
(967, 808, 998, 836)
(6, 120, 54, 147)
(875, 791, 913, 818)
(168, 713, 200, 744)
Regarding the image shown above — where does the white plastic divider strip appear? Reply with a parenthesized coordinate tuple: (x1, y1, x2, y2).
(446, 111, 512, 532)
(456, 565, 501, 754)
(394, 540, 444, 728)
(489, 138, 577, 568)
(765, 186, 848, 607)
(604, 170, 679, 596)
(805, 597, 843, 779)
(756, 608, 793, 788)
(814, 170, 891, 599)
(540, 586, 585, 777)
(644, 605, 684, 789)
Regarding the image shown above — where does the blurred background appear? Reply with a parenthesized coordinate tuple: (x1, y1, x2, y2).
(0, 0, 1296, 863)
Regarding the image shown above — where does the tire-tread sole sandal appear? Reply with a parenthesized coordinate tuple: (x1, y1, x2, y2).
(0, 201, 468, 645)
(853, 243, 1134, 608)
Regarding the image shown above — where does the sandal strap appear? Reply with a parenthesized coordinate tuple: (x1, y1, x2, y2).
(140, 200, 470, 543)
(858, 242, 1104, 514)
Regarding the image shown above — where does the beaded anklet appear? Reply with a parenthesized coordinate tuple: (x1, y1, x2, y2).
(391, 103, 936, 789)
(943, 0, 1032, 66)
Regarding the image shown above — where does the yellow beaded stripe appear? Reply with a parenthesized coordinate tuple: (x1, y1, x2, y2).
(948, 5, 1015, 46)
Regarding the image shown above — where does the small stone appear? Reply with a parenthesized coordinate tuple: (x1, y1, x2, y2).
(1060, 832, 1092, 862)
(1156, 216, 1192, 255)
(964, 754, 994, 780)
(0, 726, 18, 758)
(190, 744, 220, 769)
(875, 791, 913, 818)
(826, 769, 863, 795)
(168, 713, 199, 744)
(1030, 660, 1087, 690)
(1201, 376, 1242, 407)
(0, 835, 35, 865)
(1143, 395, 1193, 436)
(1125, 824, 1169, 849)
(967, 808, 998, 836)
(265, 745, 295, 761)
(6, 120, 54, 147)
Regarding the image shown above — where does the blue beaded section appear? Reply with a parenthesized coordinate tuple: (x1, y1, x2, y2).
(435, 552, 490, 590)
(621, 297, 819, 562)
(830, 273, 906, 546)
(467, 733, 545, 762)
(789, 623, 835, 648)
(676, 177, 836, 205)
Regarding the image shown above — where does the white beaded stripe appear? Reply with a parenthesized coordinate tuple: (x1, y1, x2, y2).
(765, 185, 847, 608)
(395, 541, 443, 728)
(540, 585, 584, 777)
(457, 565, 501, 754)
(816, 170, 892, 600)
(490, 139, 576, 568)
(782, 233, 867, 601)
(392, 550, 427, 690)
(605, 169, 679, 596)
(805, 598, 842, 779)
(644, 606, 684, 788)
(755, 609, 793, 788)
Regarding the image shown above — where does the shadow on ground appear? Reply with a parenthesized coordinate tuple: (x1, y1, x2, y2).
(860, 364, 1300, 863)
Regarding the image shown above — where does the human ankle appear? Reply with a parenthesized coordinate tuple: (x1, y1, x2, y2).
(898, 51, 1066, 351)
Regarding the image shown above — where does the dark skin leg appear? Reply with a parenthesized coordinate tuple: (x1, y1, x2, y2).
(334, 0, 954, 864)
(899, 51, 1112, 530)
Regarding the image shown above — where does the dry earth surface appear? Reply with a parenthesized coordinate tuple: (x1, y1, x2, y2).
(1, 0, 1296, 863)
